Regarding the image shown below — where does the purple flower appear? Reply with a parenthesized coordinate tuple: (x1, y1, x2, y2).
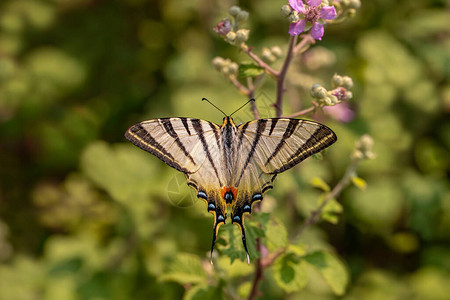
(288, 0, 336, 40)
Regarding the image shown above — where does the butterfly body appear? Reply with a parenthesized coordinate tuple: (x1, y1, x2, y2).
(125, 116, 336, 262)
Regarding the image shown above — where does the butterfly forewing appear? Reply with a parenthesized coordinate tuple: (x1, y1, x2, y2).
(125, 118, 219, 174)
(236, 118, 337, 175)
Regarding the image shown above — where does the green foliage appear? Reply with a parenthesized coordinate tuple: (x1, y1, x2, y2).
(272, 252, 308, 293)
(238, 63, 265, 78)
(160, 253, 207, 285)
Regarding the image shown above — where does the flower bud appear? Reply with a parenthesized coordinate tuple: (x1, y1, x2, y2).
(261, 47, 276, 63)
(235, 29, 250, 43)
(342, 76, 353, 89)
(289, 11, 300, 23)
(212, 57, 225, 71)
(225, 31, 236, 43)
(354, 134, 376, 160)
(270, 46, 283, 58)
(331, 74, 343, 88)
(213, 19, 232, 36)
(229, 6, 241, 17)
(311, 84, 328, 99)
(228, 62, 239, 76)
(280, 4, 292, 17)
(348, 0, 361, 9)
(236, 10, 249, 24)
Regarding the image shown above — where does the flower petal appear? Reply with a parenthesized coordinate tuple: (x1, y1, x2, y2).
(289, 0, 305, 13)
(307, 0, 322, 8)
(311, 22, 324, 40)
(320, 5, 337, 20)
(289, 20, 306, 36)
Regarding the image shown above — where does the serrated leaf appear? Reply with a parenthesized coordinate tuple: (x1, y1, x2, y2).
(239, 63, 264, 77)
(219, 219, 265, 264)
(265, 217, 288, 252)
(160, 253, 206, 285)
(351, 176, 367, 191)
(220, 223, 248, 264)
(183, 284, 225, 300)
(272, 253, 308, 293)
(304, 251, 349, 296)
(310, 177, 331, 192)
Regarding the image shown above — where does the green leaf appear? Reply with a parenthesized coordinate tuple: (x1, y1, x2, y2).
(310, 177, 331, 192)
(183, 284, 225, 300)
(238, 63, 264, 78)
(319, 197, 343, 224)
(160, 253, 207, 285)
(81, 141, 156, 203)
(304, 251, 349, 295)
(219, 218, 265, 264)
(272, 253, 308, 293)
(351, 176, 367, 191)
(265, 217, 288, 252)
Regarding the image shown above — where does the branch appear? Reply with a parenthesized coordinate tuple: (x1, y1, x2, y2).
(275, 35, 298, 117)
(245, 48, 279, 77)
(229, 75, 250, 96)
(247, 238, 263, 300)
(295, 157, 362, 238)
(293, 34, 315, 54)
(283, 101, 319, 118)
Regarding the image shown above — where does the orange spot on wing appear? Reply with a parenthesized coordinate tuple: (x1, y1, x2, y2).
(221, 186, 239, 200)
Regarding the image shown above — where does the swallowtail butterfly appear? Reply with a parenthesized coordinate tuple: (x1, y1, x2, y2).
(125, 99, 337, 263)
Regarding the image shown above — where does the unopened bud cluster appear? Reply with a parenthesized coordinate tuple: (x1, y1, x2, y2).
(261, 46, 283, 64)
(212, 57, 239, 77)
(311, 74, 353, 106)
(214, 6, 250, 49)
(351, 134, 375, 161)
(330, 0, 361, 19)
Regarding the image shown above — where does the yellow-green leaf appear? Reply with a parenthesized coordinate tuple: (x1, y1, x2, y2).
(265, 217, 288, 252)
(310, 177, 331, 192)
(351, 176, 367, 191)
(304, 251, 349, 296)
(160, 253, 206, 285)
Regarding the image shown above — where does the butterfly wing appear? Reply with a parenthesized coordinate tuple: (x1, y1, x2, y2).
(125, 117, 228, 258)
(230, 118, 337, 258)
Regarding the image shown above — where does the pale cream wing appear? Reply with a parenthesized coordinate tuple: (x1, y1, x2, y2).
(235, 118, 337, 177)
(125, 117, 221, 175)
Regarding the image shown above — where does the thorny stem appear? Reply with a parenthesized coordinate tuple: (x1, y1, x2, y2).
(275, 35, 298, 117)
(295, 157, 362, 238)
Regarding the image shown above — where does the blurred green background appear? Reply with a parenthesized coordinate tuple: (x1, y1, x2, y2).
(0, 0, 449, 299)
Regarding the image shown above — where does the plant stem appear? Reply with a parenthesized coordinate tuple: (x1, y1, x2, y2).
(275, 35, 298, 117)
(293, 34, 315, 54)
(295, 157, 362, 238)
(247, 238, 263, 300)
(229, 75, 250, 95)
(284, 101, 319, 118)
(245, 48, 278, 77)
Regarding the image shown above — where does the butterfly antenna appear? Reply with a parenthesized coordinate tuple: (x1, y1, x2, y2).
(229, 98, 255, 117)
(202, 98, 227, 117)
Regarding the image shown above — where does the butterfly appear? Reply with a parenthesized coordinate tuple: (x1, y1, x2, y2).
(124, 99, 337, 263)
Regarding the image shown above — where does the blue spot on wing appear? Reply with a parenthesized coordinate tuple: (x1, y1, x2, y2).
(197, 191, 207, 199)
(208, 203, 215, 211)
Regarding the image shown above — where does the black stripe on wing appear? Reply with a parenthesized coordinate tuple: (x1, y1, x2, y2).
(160, 118, 196, 165)
(265, 119, 300, 165)
(237, 119, 268, 183)
(191, 119, 223, 186)
(125, 124, 191, 174)
(270, 125, 337, 174)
